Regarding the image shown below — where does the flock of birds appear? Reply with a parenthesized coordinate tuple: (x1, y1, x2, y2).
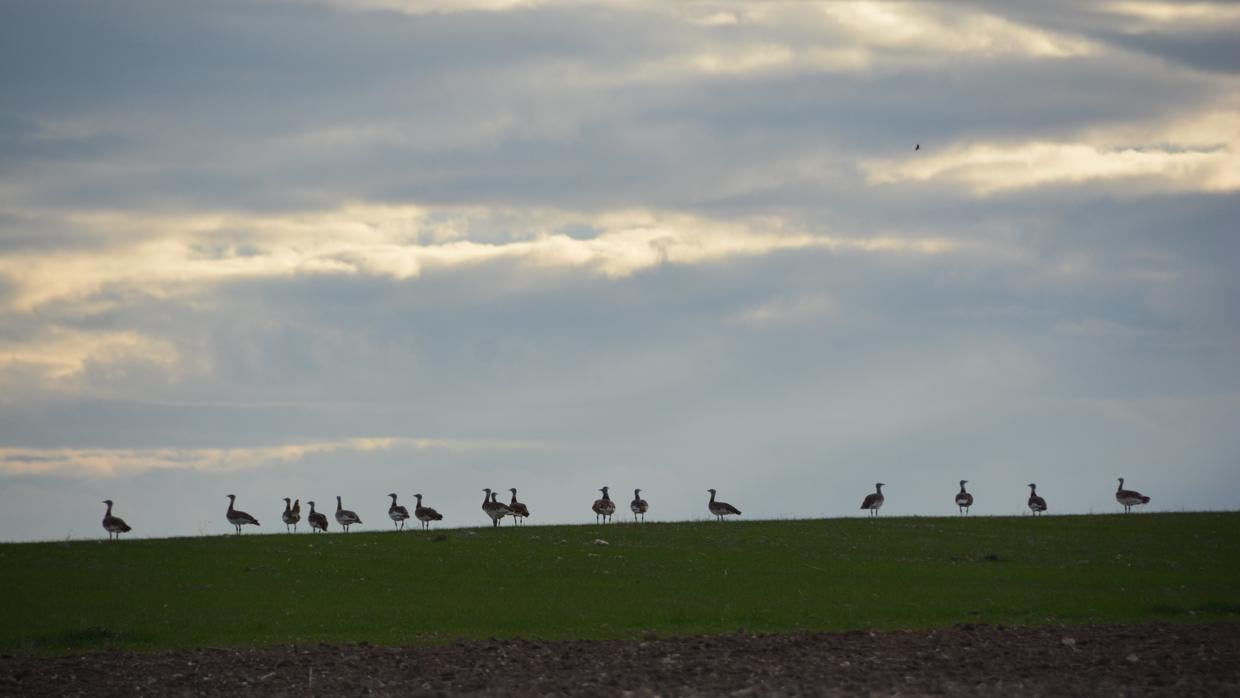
(98, 478, 1152, 540)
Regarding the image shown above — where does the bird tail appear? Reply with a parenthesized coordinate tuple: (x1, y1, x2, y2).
(1141, 496, 1151, 503)
(293, 499, 301, 513)
(121, 523, 132, 532)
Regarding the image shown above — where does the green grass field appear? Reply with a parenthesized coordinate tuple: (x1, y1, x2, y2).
(1, 513, 1237, 653)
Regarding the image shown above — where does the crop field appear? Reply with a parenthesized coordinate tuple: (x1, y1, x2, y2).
(1, 512, 1237, 654)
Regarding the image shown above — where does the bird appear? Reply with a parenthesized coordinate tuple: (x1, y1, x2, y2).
(955, 480, 973, 515)
(592, 486, 616, 523)
(413, 493, 443, 530)
(508, 488, 530, 526)
(225, 494, 260, 533)
(281, 497, 301, 532)
(1115, 478, 1150, 513)
(707, 488, 741, 521)
(387, 493, 410, 530)
(631, 488, 648, 523)
(915, 143, 920, 151)
(482, 488, 511, 527)
(860, 483, 885, 516)
(335, 496, 362, 532)
(1027, 483, 1047, 516)
(101, 500, 131, 540)
(307, 501, 329, 532)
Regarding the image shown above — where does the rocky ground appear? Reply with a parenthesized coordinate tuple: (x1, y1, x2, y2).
(2, 622, 1237, 696)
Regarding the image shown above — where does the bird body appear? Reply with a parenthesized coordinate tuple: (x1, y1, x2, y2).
(592, 486, 616, 523)
(282, 497, 301, 532)
(631, 488, 648, 522)
(1115, 478, 1150, 512)
(307, 501, 329, 532)
(335, 496, 362, 531)
(707, 488, 741, 521)
(861, 483, 885, 516)
(388, 493, 411, 530)
(508, 488, 530, 525)
(226, 495, 260, 533)
(955, 480, 973, 515)
(1027, 483, 1047, 515)
(101, 500, 131, 540)
(482, 488, 511, 527)
(413, 494, 443, 530)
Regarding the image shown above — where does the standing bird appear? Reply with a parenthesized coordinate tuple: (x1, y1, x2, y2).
(225, 494, 260, 533)
(101, 500, 132, 540)
(481, 488, 510, 527)
(592, 486, 616, 524)
(860, 483, 885, 516)
(335, 496, 362, 532)
(631, 488, 649, 523)
(955, 480, 973, 515)
(387, 493, 410, 530)
(508, 488, 530, 526)
(413, 493, 443, 530)
(307, 501, 329, 532)
(707, 488, 742, 521)
(1115, 478, 1150, 513)
(282, 497, 301, 532)
(1027, 483, 1047, 516)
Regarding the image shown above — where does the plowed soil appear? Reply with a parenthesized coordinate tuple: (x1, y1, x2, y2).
(2, 623, 1237, 696)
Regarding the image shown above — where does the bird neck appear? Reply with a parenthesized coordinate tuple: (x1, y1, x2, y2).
(105, 502, 113, 515)
(709, 491, 716, 504)
(482, 491, 490, 505)
(283, 500, 291, 513)
(336, 498, 342, 512)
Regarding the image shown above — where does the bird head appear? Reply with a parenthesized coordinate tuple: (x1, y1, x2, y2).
(960, 480, 967, 486)
(708, 488, 716, 494)
(635, 488, 641, 495)
(413, 493, 422, 500)
(226, 494, 235, 500)
(600, 486, 609, 494)
(283, 497, 290, 503)
(307, 500, 316, 507)
(1028, 483, 1037, 489)
(103, 499, 113, 506)
(482, 487, 492, 494)
(388, 493, 397, 499)
(509, 487, 517, 494)
(1118, 477, 1124, 485)
(876, 483, 885, 490)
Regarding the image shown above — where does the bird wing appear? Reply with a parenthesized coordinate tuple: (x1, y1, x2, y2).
(861, 494, 879, 509)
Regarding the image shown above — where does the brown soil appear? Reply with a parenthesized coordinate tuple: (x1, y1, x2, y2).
(2, 623, 1237, 696)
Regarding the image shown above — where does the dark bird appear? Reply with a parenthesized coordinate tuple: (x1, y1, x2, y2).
(482, 488, 511, 527)
(282, 497, 301, 532)
(101, 500, 131, 540)
(955, 480, 973, 515)
(915, 143, 920, 151)
(335, 496, 362, 531)
(388, 493, 410, 530)
(413, 493, 443, 530)
(1115, 478, 1150, 513)
(860, 483, 885, 516)
(307, 500, 329, 532)
(631, 488, 649, 523)
(225, 494, 260, 533)
(707, 488, 742, 521)
(508, 488, 530, 525)
(1027, 483, 1047, 516)
(592, 486, 616, 523)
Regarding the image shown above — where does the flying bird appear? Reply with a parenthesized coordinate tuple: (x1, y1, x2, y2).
(915, 143, 920, 151)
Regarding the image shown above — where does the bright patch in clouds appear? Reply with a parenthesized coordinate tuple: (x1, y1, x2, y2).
(0, 437, 543, 477)
(0, 205, 954, 311)
(863, 109, 1240, 194)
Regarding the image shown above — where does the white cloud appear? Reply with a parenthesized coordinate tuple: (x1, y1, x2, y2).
(727, 293, 839, 328)
(0, 204, 954, 311)
(0, 328, 178, 383)
(0, 436, 543, 477)
(862, 107, 1240, 194)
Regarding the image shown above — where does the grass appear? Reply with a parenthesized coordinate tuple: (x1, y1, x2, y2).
(1, 512, 1237, 653)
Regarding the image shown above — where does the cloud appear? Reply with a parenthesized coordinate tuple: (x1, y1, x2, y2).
(0, 204, 955, 311)
(862, 107, 1240, 194)
(0, 436, 543, 477)
(727, 293, 839, 328)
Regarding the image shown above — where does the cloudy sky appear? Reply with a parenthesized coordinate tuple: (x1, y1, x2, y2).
(2, 1, 1238, 540)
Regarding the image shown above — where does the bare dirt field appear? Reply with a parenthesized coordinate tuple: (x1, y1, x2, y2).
(2, 622, 1237, 696)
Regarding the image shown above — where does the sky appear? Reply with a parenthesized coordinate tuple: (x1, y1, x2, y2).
(1, 0, 1238, 541)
